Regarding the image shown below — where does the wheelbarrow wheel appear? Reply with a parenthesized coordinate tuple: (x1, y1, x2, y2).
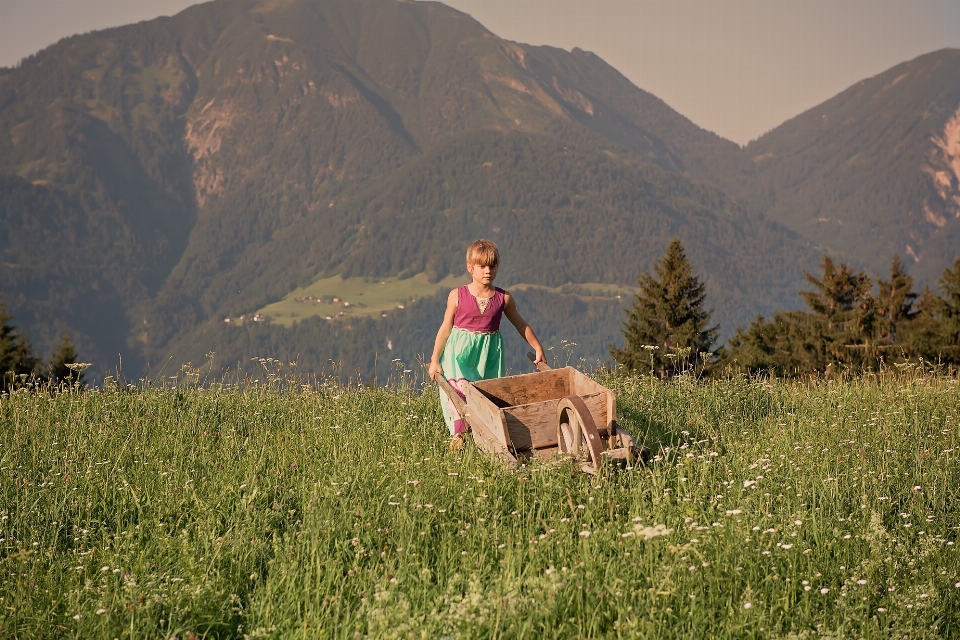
(557, 396, 604, 474)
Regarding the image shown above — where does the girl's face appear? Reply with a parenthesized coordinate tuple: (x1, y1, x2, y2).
(468, 262, 498, 286)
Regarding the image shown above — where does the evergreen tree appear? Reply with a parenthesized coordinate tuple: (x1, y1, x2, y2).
(0, 302, 40, 391)
(611, 239, 717, 377)
(876, 255, 919, 344)
(902, 286, 947, 364)
(871, 254, 922, 366)
(48, 331, 84, 387)
(725, 310, 821, 375)
(798, 256, 874, 368)
(930, 258, 960, 363)
(725, 255, 899, 376)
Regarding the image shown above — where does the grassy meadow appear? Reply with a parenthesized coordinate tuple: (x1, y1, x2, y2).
(252, 275, 465, 327)
(1, 367, 958, 638)
(250, 274, 636, 327)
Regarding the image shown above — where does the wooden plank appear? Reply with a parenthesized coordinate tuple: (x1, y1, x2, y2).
(504, 391, 608, 450)
(436, 377, 516, 467)
(436, 376, 469, 418)
(504, 400, 557, 450)
(570, 367, 607, 396)
(470, 414, 519, 468)
(462, 383, 511, 447)
(473, 368, 571, 407)
(567, 368, 616, 434)
(605, 390, 617, 434)
(531, 445, 560, 461)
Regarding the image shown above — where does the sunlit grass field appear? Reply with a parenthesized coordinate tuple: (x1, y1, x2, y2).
(252, 274, 464, 327)
(1, 369, 958, 638)
(251, 273, 636, 327)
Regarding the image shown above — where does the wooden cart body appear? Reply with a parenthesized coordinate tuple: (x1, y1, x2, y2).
(439, 364, 635, 472)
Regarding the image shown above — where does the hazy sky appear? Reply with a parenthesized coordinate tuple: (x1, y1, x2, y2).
(2, 0, 958, 144)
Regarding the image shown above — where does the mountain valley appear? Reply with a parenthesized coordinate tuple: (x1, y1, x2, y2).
(1, 0, 957, 379)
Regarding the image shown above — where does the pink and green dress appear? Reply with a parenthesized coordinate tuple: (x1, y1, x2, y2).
(440, 286, 506, 435)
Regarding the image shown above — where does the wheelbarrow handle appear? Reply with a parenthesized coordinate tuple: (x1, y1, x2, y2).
(435, 375, 470, 418)
(527, 352, 552, 372)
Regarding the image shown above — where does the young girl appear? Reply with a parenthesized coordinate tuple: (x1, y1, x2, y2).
(429, 239, 545, 435)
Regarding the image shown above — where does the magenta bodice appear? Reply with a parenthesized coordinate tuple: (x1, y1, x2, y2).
(453, 286, 505, 333)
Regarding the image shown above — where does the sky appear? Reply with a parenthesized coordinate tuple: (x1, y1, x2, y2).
(1, 0, 958, 144)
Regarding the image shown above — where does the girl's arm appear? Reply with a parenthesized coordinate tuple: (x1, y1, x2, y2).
(428, 289, 459, 381)
(503, 292, 545, 364)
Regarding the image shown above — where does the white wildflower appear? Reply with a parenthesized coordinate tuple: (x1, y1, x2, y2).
(632, 523, 672, 540)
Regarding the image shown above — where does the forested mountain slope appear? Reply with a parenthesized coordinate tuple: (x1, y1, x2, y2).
(742, 49, 960, 282)
(0, 0, 823, 377)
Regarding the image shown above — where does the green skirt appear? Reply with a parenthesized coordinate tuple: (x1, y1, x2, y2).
(439, 327, 505, 434)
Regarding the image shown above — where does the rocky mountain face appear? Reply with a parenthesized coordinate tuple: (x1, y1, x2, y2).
(741, 49, 960, 283)
(1, 0, 955, 378)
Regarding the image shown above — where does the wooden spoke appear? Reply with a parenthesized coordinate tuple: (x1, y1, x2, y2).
(556, 396, 604, 474)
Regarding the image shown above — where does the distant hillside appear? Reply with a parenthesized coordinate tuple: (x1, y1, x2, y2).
(158, 129, 818, 375)
(168, 285, 628, 381)
(741, 49, 960, 282)
(161, 129, 815, 323)
(0, 0, 878, 379)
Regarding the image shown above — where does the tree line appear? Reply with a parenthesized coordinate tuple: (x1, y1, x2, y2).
(8, 238, 957, 387)
(0, 303, 85, 391)
(613, 240, 960, 377)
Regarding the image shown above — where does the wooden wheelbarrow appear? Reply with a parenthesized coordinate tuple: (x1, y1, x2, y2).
(435, 354, 639, 474)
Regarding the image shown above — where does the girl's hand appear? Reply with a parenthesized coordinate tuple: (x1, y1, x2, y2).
(428, 362, 442, 381)
(533, 349, 545, 365)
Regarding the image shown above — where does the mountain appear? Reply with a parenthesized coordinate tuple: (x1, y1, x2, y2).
(2, 0, 824, 378)
(741, 49, 960, 283)
(161, 128, 815, 378)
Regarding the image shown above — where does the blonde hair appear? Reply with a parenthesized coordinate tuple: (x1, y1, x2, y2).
(466, 239, 500, 271)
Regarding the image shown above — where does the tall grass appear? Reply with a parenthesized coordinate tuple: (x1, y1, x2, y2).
(1, 369, 958, 638)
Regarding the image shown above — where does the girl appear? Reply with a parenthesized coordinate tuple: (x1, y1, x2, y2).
(429, 239, 545, 435)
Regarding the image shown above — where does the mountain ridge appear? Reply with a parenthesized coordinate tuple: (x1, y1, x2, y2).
(741, 48, 960, 282)
(1, 0, 955, 378)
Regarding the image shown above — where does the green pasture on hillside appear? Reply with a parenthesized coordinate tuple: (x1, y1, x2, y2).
(249, 274, 465, 327)
(250, 274, 635, 327)
(1, 371, 958, 638)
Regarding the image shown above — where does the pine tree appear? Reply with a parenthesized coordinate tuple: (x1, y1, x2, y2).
(726, 255, 892, 376)
(48, 331, 84, 387)
(798, 256, 874, 368)
(725, 310, 820, 375)
(930, 258, 960, 363)
(0, 302, 40, 391)
(611, 239, 717, 377)
(902, 286, 946, 363)
(876, 255, 919, 347)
